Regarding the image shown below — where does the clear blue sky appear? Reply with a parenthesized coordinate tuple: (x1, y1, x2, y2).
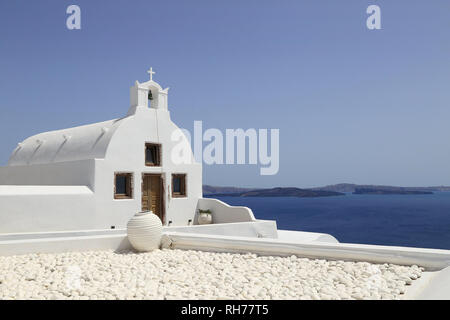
(0, 1, 449, 188)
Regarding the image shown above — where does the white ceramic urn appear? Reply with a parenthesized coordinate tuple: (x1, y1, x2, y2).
(127, 211, 163, 252)
(197, 213, 213, 225)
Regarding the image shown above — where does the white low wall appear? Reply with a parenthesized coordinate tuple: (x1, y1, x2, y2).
(0, 228, 126, 241)
(161, 232, 450, 271)
(165, 220, 278, 238)
(412, 266, 450, 299)
(0, 222, 335, 256)
(277, 230, 339, 244)
(0, 232, 130, 257)
(196, 198, 255, 224)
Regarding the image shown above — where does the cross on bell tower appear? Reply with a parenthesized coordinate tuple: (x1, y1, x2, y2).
(147, 67, 155, 82)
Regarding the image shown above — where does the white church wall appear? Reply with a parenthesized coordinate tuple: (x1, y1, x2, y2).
(91, 159, 140, 230)
(165, 164, 203, 226)
(98, 107, 203, 228)
(0, 186, 95, 233)
(0, 160, 95, 188)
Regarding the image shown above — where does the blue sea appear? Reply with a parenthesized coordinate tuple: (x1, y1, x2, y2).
(214, 192, 450, 250)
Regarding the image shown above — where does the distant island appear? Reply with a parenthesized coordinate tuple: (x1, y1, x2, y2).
(203, 185, 253, 195)
(310, 183, 450, 193)
(204, 187, 344, 198)
(353, 188, 433, 195)
(203, 183, 450, 197)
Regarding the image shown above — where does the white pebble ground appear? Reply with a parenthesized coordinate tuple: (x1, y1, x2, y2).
(0, 249, 423, 300)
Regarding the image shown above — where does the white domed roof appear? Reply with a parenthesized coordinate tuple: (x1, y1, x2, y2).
(8, 117, 129, 166)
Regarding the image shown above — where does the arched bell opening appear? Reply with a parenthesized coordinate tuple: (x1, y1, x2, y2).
(148, 89, 154, 107)
(147, 86, 160, 109)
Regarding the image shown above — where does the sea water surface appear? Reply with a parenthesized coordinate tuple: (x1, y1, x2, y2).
(214, 192, 450, 250)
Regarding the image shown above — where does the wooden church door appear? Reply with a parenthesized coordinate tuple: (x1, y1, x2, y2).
(142, 174, 164, 223)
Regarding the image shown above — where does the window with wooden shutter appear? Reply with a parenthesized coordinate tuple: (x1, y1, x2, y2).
(172, 174, 186, 198)
(114, 173, 133, 199)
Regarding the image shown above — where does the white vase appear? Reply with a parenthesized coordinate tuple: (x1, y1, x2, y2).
(127, 211, 163, 252)
(197, 213, 212, 225)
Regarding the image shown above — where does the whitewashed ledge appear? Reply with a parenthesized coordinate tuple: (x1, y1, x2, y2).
(161, 232, 450, 271)
(0, 229, 131, 257)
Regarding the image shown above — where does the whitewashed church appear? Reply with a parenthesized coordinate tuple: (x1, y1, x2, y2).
(0, 69, 204, 234)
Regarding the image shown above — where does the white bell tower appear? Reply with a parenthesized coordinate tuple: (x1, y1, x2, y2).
(128, 67, 169, 115)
